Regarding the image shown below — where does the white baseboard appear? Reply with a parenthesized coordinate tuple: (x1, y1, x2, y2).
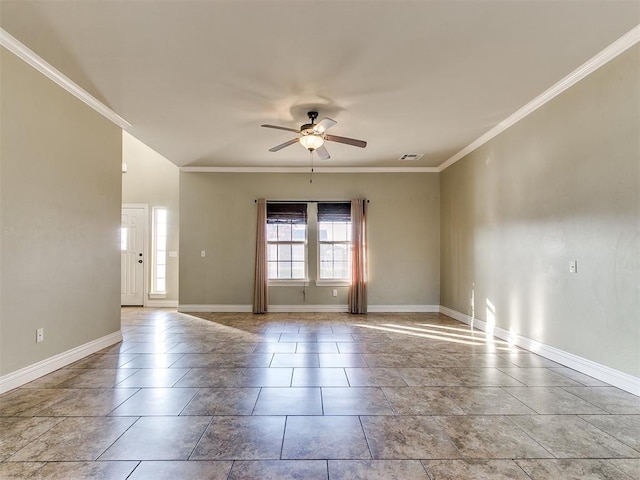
(267, 304, 349, 313)
(368, 305, 439, 313)
(178, 304, 439, 313)
(178, 304, 253, 313)
(0, 331, 123, 394)
(146, 299, 178, 308)
(439, 306, 640, 396)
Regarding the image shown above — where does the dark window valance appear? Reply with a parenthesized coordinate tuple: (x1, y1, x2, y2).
(266, 203, 307, 224)
(317, 202, 351, 222)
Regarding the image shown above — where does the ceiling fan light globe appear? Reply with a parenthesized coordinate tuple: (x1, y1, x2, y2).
(299, 134, 324, 151)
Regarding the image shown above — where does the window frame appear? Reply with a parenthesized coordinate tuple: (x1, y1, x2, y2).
(316, 203, 352, 286)
(266, 203, 309, 286)
(150, 206, 168, 295)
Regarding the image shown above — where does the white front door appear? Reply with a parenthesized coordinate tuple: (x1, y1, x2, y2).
(121, 207, 146, 306)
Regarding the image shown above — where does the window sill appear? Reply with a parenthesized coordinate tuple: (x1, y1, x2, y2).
(149, 292, 167, 299)
(315, 279, 351, 287)
(268, 280, 310, 287)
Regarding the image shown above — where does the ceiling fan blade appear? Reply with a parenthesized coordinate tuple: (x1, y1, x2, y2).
(315, 144, 330, 160)
(313, 117, 337, 134)
(324, 134, 367, 148)
(268, 138, 299, 152)
(261, 124, 301, 134)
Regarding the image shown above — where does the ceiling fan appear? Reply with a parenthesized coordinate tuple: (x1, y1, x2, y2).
(261, 111, 367, 160)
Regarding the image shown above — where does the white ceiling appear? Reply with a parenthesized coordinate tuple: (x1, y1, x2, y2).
(1, 1, 638, 169)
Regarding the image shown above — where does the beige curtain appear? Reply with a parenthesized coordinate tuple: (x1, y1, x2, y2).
(253, 199, 268, 313)
(349, 198, 367, 314)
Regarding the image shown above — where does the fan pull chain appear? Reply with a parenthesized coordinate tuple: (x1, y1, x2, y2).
(309, 150, 314, 184)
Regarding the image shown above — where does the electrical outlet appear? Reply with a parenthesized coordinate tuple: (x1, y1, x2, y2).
(36, 328, 44, 343)
(201, 250, 206, 257)
(332, 289, 338, 297)
(569, 260, 577, 273)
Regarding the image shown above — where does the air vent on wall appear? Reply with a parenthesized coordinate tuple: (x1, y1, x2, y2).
(399, 153, 424, 161)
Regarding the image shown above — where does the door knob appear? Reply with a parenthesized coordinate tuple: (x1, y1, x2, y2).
(138, 260, 143, 263)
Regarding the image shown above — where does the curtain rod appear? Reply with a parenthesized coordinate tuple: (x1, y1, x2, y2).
(254, 199, 370, 203)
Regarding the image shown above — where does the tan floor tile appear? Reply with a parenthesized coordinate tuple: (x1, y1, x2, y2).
(504, 386, 607, 414)
(442, 387, 536, 415)
(253, 387, 322, 415)
(434, 415, 552, 459)
(9, 417, 137, 461)
(322, 387, 394, 415)
(563, 387, 640, 414)
(119, 353, 185, 368)
(31, 461, 138, 479)
(271, 354, 320, 368)
(235, 368, 293, 387)
(229, 460, 328, 479)
(182, 388, 260, 415)
(361, 416, 459, 460)
(0, 461, 46, 479)
(581, 414, 640, 451)
(191, 416, 285, 460)
(128, 460, 232, 479)
(382, 387, 465, 415)
(329, 460, 428, 479)
(100, 416, 212, 460)
(173, 368, 244, 388)
(511, 415, 639, 458)
(516, 459, 635, 480)
(291, 368, 348, 387)
(296, 342, 339, 353)
(0, 417, 64, 460)
(115, 368, 190, 387)
(607, 459, 640, 479)
(344, 368, 408, 386)
(318, 354, 368, 368)
(56, 368, 139, 388)
(423, 459, 530, 480)
(109, 388, 198, 416)
(282, 416, 370, 459)
(19, 388, 139, 417)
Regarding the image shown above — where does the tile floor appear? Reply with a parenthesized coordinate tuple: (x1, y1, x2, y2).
(1, 308, 638, 479)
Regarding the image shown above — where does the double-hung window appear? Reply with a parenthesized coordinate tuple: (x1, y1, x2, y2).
(267, 203, 307, 280)
(317, 202, 352, 282)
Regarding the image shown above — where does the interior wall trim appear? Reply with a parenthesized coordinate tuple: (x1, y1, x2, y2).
(145, 300, 179, 308)
(439, 306, 640, 396)
(0, 331, 123, 394)
(0, 28, 131, 129)
(438, 25, 640, 172)
(178, 304, 440, 313)
(181, 166, 439, 173)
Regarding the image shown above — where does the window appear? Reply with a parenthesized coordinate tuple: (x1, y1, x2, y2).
(152, 207, 168, 293)
(267, 203, 307, 280)
(318, 202, 351, 281)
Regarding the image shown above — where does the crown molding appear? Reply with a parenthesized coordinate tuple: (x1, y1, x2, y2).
(438, 24, 640, 172)
(0, 28, 131, 129)
(181, 166, 439, 173)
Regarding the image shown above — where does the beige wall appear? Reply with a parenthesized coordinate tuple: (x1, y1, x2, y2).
(440, 46, 639, 376)
(122, 131, 180, 304)
(0, 49, 122, 375)
(179, 172, 440, 308)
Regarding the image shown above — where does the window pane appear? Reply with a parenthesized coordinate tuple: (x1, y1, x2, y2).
(156, 236, 167, 251)
(267, 224, 278, 241)
(320, 262, 333, 279)
(291, 262, 305, 279)
(277, 224, 292, 241)
(156, 265, 166, 279)
(120, 227, 127, 251)
(334, 244, 348, 261)
(156, 278, 166, 292)
(157, 251, 167, 265)
(268, 262, 278, 278)
(334, 262, 350, 279)
(278, 262, 291, 279)
(319, 243, 333, 261)
(278, 244, 291, 261)
(291, 244, 305, 261)
(157, 223, 167, 237)
(333, 222, 348, 241)
(318, 222, 331, 241)
(292, 224, 306, 241)
(346, 224, 352, 241)
(156, 209, 167, 223)
(267, 244, 278, 261)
